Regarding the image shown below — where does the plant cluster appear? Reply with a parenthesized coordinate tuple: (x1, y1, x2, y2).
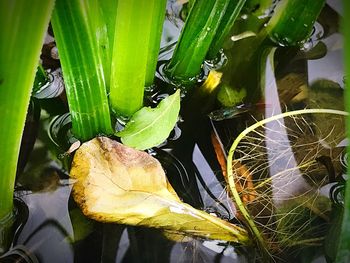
(1, 0, 349, 261)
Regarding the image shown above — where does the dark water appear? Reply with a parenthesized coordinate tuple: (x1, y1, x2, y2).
(1, 1, 345, 262)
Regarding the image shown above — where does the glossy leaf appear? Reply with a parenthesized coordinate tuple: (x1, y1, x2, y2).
(117, 90, 181, 150)
(166, 0, 230, 81)
(51, 0, 113, 140)
(266, 0, 326, 46)
(70, 137, 250, 244)
(110, 0, 167, 116)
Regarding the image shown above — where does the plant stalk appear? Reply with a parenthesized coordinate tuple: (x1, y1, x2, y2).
(166, 0, 231, 82)
(110, 0, 167, 117)
(0, 0, 54, 220)
(266, 0, 326, 46)
(52, 0, 113, 140)
(206, 0, 246, 60)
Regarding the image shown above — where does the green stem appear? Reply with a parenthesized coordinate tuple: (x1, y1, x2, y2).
(145, 0, 167, 86)
(0, 0, 54, 219)
(166, 0, 231, 82)
(85, 1, 111, 90)
(206, 0, 247, 60)
(52, 0, 113, 140)
(97, 0, 119, 90)
(266, 0, 326, 46)
(110, 0, 167, 117)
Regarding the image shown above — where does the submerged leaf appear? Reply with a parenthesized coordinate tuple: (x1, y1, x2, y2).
(70, 137, 250, 244)
(117, 90, 180, 150)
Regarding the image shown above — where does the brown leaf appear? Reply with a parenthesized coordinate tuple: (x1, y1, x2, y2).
(70, 137, 250, 244)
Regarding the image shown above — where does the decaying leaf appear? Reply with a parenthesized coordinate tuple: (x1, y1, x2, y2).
(211, 132, 257, 208)
(70, 137, 250, 244)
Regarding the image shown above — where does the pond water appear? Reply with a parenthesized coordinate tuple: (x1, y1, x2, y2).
(0, 1, 346, 262)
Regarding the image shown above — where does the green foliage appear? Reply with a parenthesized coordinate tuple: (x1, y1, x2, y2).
(207, 0, 246, 60)
(145, 0, 168, 86)
(117, 90, 180, 150)
(110, 0, 167, 117)
(51, 0, 113, 141)
(166, 0, 231, 81)
(243, 0, 272, 16)
(0, 0, 54, 219)
(266, 0, 326, 46)
(33, 65, 49, 93)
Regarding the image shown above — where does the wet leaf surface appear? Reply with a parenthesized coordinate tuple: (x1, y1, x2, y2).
(70, 137, 250, 244)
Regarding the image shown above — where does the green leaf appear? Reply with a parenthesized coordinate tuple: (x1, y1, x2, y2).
(110, 0, 167, 117)
(266, 0, 326, 46)
(166, 0, 231, 81)
(206, 0, 247, 60)
(51, 0, 113, 141)
(0, 0, 55, 220)
(70, 137, 250, 244)
(117, 90, 181, 150)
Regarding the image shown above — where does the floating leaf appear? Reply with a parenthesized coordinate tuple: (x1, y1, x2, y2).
(70, 137, 250, 244)
(117, 90, 180, 150)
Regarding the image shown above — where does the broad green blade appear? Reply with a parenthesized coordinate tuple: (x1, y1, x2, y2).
(0, 0, 54, 219)
(52, 0, 113, 140)
(110, 0, 167, 117)
(145, 0, 167, 86)
(166, 0, 230, 81)
(99, 0, 118, 90)
(266, 0, 326, 46)
(206, 0, 246, 60)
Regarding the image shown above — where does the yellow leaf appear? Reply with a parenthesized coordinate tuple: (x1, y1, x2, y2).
(70, 137, 250, 244)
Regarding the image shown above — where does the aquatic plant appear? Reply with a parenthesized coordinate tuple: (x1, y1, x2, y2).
(51, 0, 113, 140)
(0, 0, 347, 261)
(110, 0, 167, 116)
(0, 0, 54, 226)
(166, 0, 246, 82)
(226, 109, 347, 259)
